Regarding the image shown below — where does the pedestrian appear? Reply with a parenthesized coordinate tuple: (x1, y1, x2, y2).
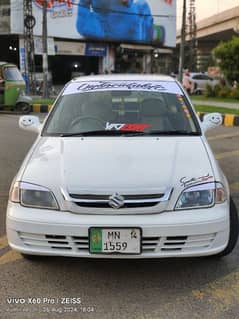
(232, 80, 238, 89)
(182, 69, 193, 94)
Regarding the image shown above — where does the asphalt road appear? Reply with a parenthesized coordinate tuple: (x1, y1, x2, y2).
(0, 114, 239, 319)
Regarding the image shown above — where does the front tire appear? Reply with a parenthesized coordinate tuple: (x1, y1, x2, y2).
(215, 197, 239, 257)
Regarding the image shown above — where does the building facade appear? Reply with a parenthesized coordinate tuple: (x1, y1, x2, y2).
(176, 5, 239, 73)
(1, 0, 176, 86)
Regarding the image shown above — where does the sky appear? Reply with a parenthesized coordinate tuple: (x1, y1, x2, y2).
(177, 0, 239, 28)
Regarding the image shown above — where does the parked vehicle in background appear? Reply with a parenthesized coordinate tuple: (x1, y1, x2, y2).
(0, 62, 32, 113)
(189, 73, 219, 95)
(35, 71, 56, 96)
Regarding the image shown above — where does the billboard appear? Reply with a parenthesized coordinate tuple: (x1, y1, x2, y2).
(11, 0, 176, 47)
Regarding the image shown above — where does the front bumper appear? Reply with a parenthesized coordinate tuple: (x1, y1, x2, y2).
(6, 201, 230, 258)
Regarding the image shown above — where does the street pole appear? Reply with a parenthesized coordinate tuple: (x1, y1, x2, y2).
(178, 0, 187, 83)
(42, 0, 48, 98)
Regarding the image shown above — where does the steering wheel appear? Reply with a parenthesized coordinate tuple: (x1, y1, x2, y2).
(70, 116, 105, 130)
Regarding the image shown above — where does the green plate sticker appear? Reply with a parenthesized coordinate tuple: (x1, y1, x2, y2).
(90, 228, 102, 252)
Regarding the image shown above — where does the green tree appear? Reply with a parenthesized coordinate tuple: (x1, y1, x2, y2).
(213, 36, 239, 84)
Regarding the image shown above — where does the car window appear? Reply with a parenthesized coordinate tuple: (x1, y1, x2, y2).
(192, 74, 204, 80)
(192, 74, 211, 81)
(200, 75, 211, 80)
(3, 66, 24, 81)
(43, 80, 200, 135)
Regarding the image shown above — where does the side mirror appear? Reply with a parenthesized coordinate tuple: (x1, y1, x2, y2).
(201, 113, 222, 133)
(19, 115, 42, 133)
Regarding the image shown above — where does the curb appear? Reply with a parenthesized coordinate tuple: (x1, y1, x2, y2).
(32, 104, 52, 113)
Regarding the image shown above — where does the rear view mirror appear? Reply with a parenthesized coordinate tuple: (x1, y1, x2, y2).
(111, 91, 131, 97)
(19, 115, 42, 133)
(201, 113, 222, 133)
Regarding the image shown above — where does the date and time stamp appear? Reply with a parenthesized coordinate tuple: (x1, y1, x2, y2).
(3, 297, 95, 314)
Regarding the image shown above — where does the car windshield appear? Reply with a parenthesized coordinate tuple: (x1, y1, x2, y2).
(43, 80, 200, 136)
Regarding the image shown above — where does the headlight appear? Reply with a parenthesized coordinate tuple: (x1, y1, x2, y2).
(175, 182, 226, 210)
(9, 181, 59, 210)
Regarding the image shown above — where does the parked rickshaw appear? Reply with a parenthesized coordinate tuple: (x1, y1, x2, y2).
(0, 62, 32, 113)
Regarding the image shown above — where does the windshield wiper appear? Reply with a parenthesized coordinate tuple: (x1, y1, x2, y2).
(60, 130, 147, 137)
(60, 130, 200, 137)
(146, 130, 201, 136)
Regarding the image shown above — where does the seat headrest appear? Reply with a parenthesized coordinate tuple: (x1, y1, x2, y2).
(81, 97, 113, 121)
(141, 98, 168, 116)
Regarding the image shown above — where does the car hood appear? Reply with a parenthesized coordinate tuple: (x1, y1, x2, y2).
(22, 136, 214, 196)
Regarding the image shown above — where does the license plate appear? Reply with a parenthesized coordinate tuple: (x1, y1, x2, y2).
(89, 228, 141, 254)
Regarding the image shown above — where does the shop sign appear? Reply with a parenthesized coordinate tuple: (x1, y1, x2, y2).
(54, 41, 86, 56)
(19, 39, 26, 74)
(85, 44, 107, 57)
(34, 36, 56, 55)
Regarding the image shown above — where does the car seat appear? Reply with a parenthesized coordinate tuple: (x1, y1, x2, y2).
(140, 98, 172, 131)
(70, 94, 115, 131)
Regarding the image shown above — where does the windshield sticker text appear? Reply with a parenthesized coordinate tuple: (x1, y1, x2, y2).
(77, 81, 165, 92)
(180, 173, 214, 188)
(63, 81, 183, 96)
(105, 122, 151, 131)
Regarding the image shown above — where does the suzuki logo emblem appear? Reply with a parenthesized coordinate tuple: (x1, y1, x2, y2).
(108, 193, 124, 209)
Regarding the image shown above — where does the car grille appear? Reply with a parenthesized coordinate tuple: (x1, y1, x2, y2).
(69, 193, 164, 208)
(18, 232, 88, 252)
(64, 190, 172, 210)
(18, 232, 217, 254)
(60, 187, 173, 213)
(73, 202, 158, 208)
(160, 234, 216, 252)
(70, 194, 164, 200)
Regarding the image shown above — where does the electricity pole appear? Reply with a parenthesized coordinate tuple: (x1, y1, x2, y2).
(42, 0, 48, 98)
(188, 0, 197, 71)
(23, 0, 36, 94)
(178, 0, 187, 82)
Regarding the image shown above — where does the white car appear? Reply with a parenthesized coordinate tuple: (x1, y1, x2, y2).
(189, 73, 219, 95)
(7, 74, 238, 259)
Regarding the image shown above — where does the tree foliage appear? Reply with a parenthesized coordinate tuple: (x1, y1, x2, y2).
(213, 36, 239, 83)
